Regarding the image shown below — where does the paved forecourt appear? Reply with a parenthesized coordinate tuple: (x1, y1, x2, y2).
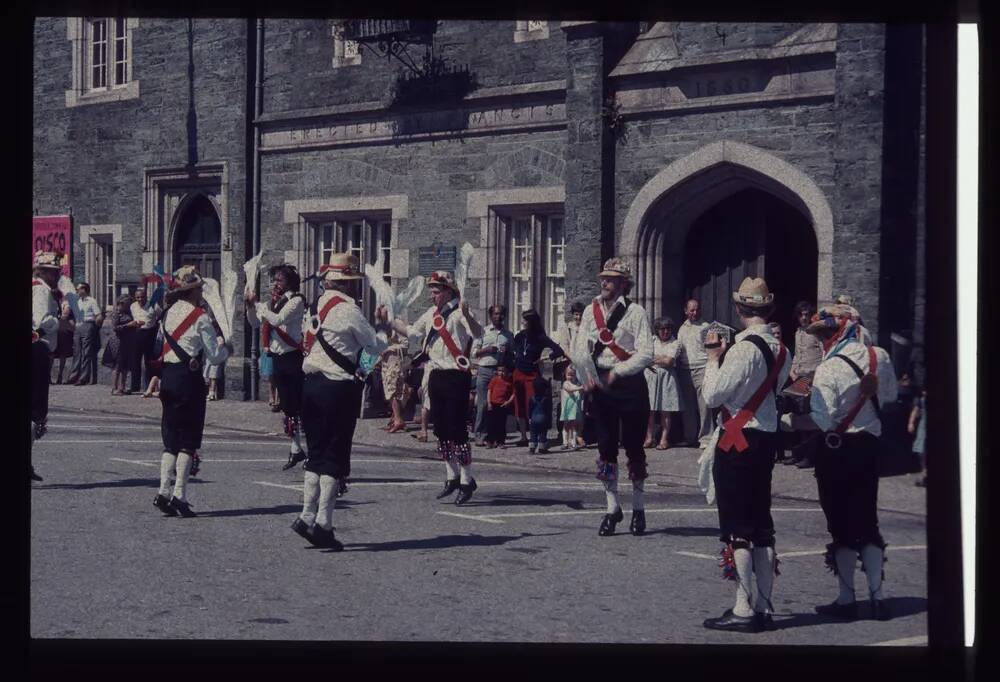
(30, 406, 927, 645)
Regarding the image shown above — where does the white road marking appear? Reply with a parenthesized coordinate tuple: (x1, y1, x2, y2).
(45, 439, 287, 445)
(436, 511, 505, 524)
(676, 545, 927, 561)
(250, 479, 622, 490)
(676, 551, 718, 560)
(868, 635, 928, 647)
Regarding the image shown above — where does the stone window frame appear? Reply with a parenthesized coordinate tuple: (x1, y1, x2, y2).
(65, 17, 140, 108)
(514, 20, 549, 43)
(78, 224, 122, 311)
(331, 20, 362, 68)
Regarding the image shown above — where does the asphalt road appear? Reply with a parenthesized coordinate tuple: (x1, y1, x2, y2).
(30, 407, 928, 645)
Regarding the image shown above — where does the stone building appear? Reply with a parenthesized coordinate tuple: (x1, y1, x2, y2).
(32, 19, 927, 396)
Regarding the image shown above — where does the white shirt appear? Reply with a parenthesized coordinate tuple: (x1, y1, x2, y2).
(649, 337, 680, 370)
(702, 324, 792, 432)
(470, 324, 513, 368)
(302, 290, 388, 381)
(405, 301, 476, 372)
(77, 296, 103, 323)
(810, 340, 897, 436)
(32, 281, 60, 352)
(131, 301, 162, 330)
(677, 319, 710, 369)
(571, 296, 654, 378)
(247, 291, 306, 354)
(161, 300, 230, 367)
(554, 320, 580, 357)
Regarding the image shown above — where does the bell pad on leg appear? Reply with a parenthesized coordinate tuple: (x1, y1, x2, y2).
(595, 459, 618, 481)
(453, 441, 472, 466)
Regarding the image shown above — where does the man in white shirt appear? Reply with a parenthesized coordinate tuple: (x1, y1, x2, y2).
(800, 304, 897, 622)
(153, 266, 233, 519)
(470, 304, 513, 446)
(246, 264, 309, 471)
(67, 282, 104, 385)
(701, 277, 791, 634)
(289, 253, 390, 550)
(31, 251, 64, 482)
(676, 299, 712, 447)
(393, 270, 484, 505)
(571, 257, 654, 537)
(129, 286, 162, 394)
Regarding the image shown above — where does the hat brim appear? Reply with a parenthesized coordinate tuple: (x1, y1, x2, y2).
(732, 293, 774, 307)
(323, 272, 364, 281)
(34, 263, 62, 270)
(427, 281, 458, 292)
(597, 270, 629, 279)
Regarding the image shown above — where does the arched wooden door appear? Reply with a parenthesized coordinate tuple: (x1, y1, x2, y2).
(683, 188, 817, 343)
(173, 195, 221, 280)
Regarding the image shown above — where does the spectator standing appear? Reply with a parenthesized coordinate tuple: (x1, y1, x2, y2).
(107, 294, 140, 395)
(380, 332, 410, 433)
(528, 375, 553, 454)
(644, 316, 682, 450)
(130, 287, 162, 394)
(470, 304, 514, 446)
(51, 302, 75, 384)
(909, 387, 927, 487)
(676, 299, 711, 447)
(790, 301, 822, 382)
(485, 364, 515, 448)
(552, 301, 585, 381)
(510, 309, 565, 447)
(559, 365, 583, 450)
(67, 282, 103, 385)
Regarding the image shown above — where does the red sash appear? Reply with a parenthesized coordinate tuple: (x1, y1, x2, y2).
(834, 346, 878, 434)
(263, 320, 302, 352)
(431, 312, 471, 371)
(592, 300, 632, 362)
(303, 296, 346, 354)
(160, 307, 205, 361)
(718, 342, 788, 453)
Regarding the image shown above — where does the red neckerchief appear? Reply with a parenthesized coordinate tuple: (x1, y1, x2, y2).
(160, 307, 205, 361)
(303, 296, 346, 354)
(718, 342, 788, 453)
(592, 299, 632, 362)
(834, 346, 878, 434)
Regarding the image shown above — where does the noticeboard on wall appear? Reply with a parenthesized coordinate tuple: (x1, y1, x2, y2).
(32, 215, 73, 277)
(417, 245, 457, 275)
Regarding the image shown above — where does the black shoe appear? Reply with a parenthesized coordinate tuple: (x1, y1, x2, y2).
(703, 610, 762, 633)
(282, 451, 307, 471)
(814, 600, 858, 620)
(629, 510, 646, 536)
(168, 496, 197, 518)
(310, 525, 344, 551)
(870, 599, 891, 621)
(336, 479, 349, 497)
(29, 467, 43, 482)
(435, 479, 461, 500)
(598, 508, 624, 536)
(291, 517, 312, 542)
(794, 457, 814, 469)
(455, 479, 477, 505)
(153, 494, 177, 516)
(782, 455, 802, 466)
(755, 612, 775, 631)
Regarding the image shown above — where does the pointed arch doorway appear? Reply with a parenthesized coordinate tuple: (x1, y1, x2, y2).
(172, 194, 222, 279)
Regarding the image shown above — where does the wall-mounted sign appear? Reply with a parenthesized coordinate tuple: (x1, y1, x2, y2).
(32, 215, 72, 277)
(418, 245, 457, 275)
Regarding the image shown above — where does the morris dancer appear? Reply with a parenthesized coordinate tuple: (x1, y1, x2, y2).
(802, 304, 897, 621)
(30, 251, 64, 482)
(246, 264, 308, 471)
(571, 257, 653, 536)
(290, 253, 389, 550)
(393, 271, 483, 505)
(700, 277, 790, 633)
(153, 266, 232, 518)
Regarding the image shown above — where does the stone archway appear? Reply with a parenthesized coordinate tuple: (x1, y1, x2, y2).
(620, 141, 834, 319)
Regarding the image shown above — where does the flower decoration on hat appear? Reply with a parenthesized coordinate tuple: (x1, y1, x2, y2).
(732, 277, 774, 307)
(33, 250, 63, 270)
(319, 252, 364, 281)
(598, 256, 632, 280)
(427, 270, 458, 292)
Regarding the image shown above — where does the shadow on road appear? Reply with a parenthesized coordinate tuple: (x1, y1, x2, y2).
(772, 596, 928, 630)
(346, 477, 425, 483)
(32, 477, 164, 491)
(198, 499, 371, 518)
(458, 495, 586, 510)
(642, 526, 719, 537)
(340, 530, 567, 553)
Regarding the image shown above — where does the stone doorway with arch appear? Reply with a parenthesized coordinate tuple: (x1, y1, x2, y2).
(621, 141, 833, 349)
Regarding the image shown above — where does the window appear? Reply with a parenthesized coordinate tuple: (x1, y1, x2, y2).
(88, 235, 116, 311)
(514, 20, 549, 43)
(493, 210, 565, 337)
(331, 21, 362, 68)
(66, 17, 139, 107)
(309, 216, 392, 320)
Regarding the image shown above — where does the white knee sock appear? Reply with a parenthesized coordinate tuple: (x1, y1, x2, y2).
(316, 474, 337, 530)
(159, 452, 177, 496)
(602, 479, 620, 513)
(752, 546, 776, 614)
(173, 452, 193, 502)
(631, 479, 645, 511)
(300, 470, 320, 526)
(835, 547, 858, 604)
(732, 547, 755, 618)
(459, 463, 473, 485)
(860, 544, 885, 600)
(444, 460, 459, 481)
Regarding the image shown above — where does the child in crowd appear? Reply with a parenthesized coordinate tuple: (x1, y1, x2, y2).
(908, 386, 927, 487)
(559, 366, 583, 450)
(485, 365, 515, 448)
(528, 374, 552, 454)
